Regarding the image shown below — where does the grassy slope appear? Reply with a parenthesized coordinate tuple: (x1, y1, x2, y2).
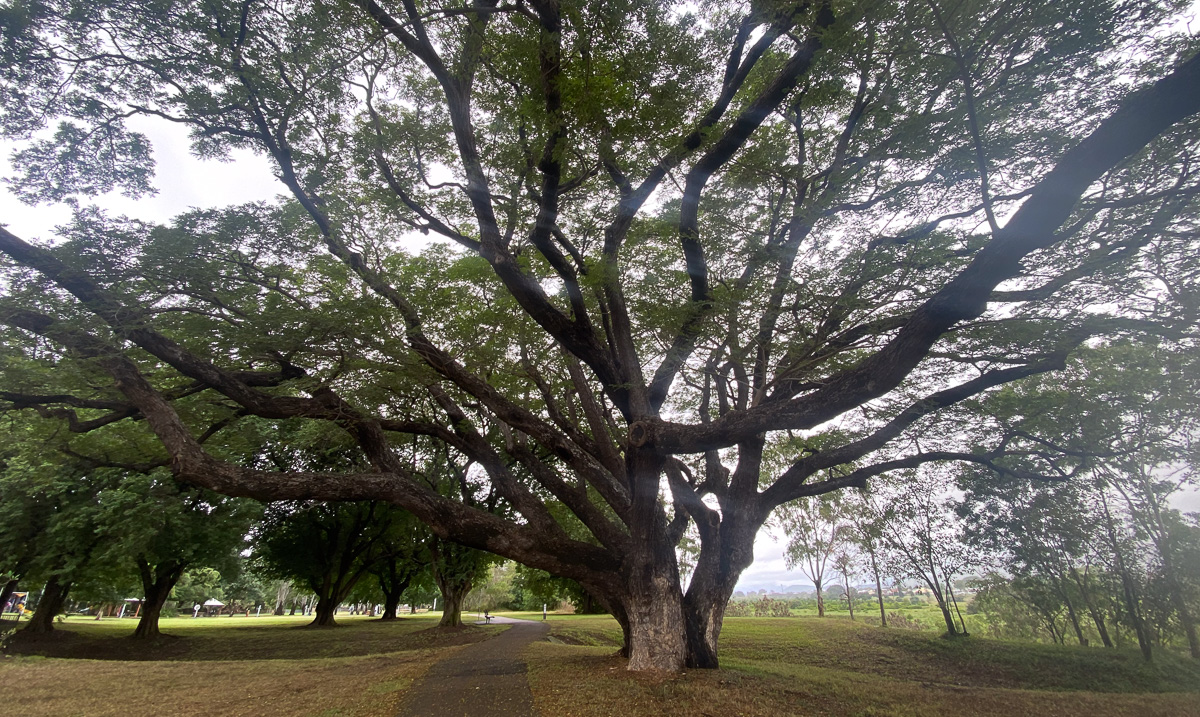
(0, 613, 500, 717)
(525, 616, 1200, 717)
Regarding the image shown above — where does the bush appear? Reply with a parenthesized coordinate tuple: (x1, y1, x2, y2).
(725, 598, 794, 618)
(887, 612, 925, 630)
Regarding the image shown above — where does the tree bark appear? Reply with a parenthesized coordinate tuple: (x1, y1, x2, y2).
(937, 601, 958, 635)
(945, 579, 967, 636)
(381, 589, 402, 620)
(311, 595, 339, 626)
(23, 577, 71, 634)
(814, 578, 825, 617)
(132, 559, 186, 639)
(273, 582, 292, 616)
(927, 577, 959, 636)
(376, 556, 418, 621)
(623, 553, 686, 671)
(1164, 568, 1200, 659)
(436, 579, 468, 627)
(679, 512, 758, 668)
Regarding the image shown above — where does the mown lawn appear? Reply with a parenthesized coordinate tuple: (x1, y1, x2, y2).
(525, 616, 1200, 717)
(0, 613, 501, 717)
(5, 611, 1199, 716)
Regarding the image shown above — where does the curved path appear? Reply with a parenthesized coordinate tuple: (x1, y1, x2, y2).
(398, 616, 549, 717)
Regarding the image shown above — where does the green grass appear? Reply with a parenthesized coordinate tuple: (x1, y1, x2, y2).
(524, 615, 1200, 717)
(0, 613, 503, 717)
(4, 610, 1199, 716)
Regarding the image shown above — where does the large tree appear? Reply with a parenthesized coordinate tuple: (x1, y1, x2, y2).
(106, 474, 261, 638)
(1, 0, 1200, 670)
(252, 500, 414, 626)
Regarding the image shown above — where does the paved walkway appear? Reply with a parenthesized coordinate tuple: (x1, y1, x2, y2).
(398, 616, 549, 717)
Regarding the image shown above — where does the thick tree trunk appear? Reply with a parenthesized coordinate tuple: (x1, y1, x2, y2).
(311, 595, 339, 626)
(617, 451, 689, 672)
(814, 578, 825, 617)
(381, 589, 401, 620)
(623, 554, 686, 671)
(680, 515, 758, 668)
(23, 577, 71, 634)
(680, 584, 731, 668)
(132, 590, 169, 639)
(436, 581, 468, 627)
(132, 560, 185, 639)
(376, 558, 416, 622)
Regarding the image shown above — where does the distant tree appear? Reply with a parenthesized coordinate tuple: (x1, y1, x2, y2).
(464, 562, 517, 614)
(372, 547, 430, 620)
(173, 567, 225, 613)
(513, 563, 608, 614)
(430, 537, 496, 627)
(844, 493, 890, 627)
(831, 550, 857, 620)
(222, 564, 273, 616)
(0, 458, 117, 634)
(960, 343, 1200, 658)
(93, 472, 260, 637)
(970, 573, 1063, 643)
(779, 493, 846, 617)
(871, 473, 973, 636)
(252, 501, 414, 627)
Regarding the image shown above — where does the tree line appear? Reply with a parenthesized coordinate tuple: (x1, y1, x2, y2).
(771, 343, 1200, 660)
(0, 442, 566, 637)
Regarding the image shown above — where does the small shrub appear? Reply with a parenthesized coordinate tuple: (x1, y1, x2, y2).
(887, 612, 925, 630)
(725, 601, 750, 617)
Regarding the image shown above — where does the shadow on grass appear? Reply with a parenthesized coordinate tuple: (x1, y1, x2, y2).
(3, 616, 499, 663)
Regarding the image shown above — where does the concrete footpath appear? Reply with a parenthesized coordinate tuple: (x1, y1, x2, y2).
(397, 616, 549, 717)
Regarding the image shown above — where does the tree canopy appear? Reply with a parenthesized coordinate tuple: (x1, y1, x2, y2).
(1, 0, 1199, 671)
